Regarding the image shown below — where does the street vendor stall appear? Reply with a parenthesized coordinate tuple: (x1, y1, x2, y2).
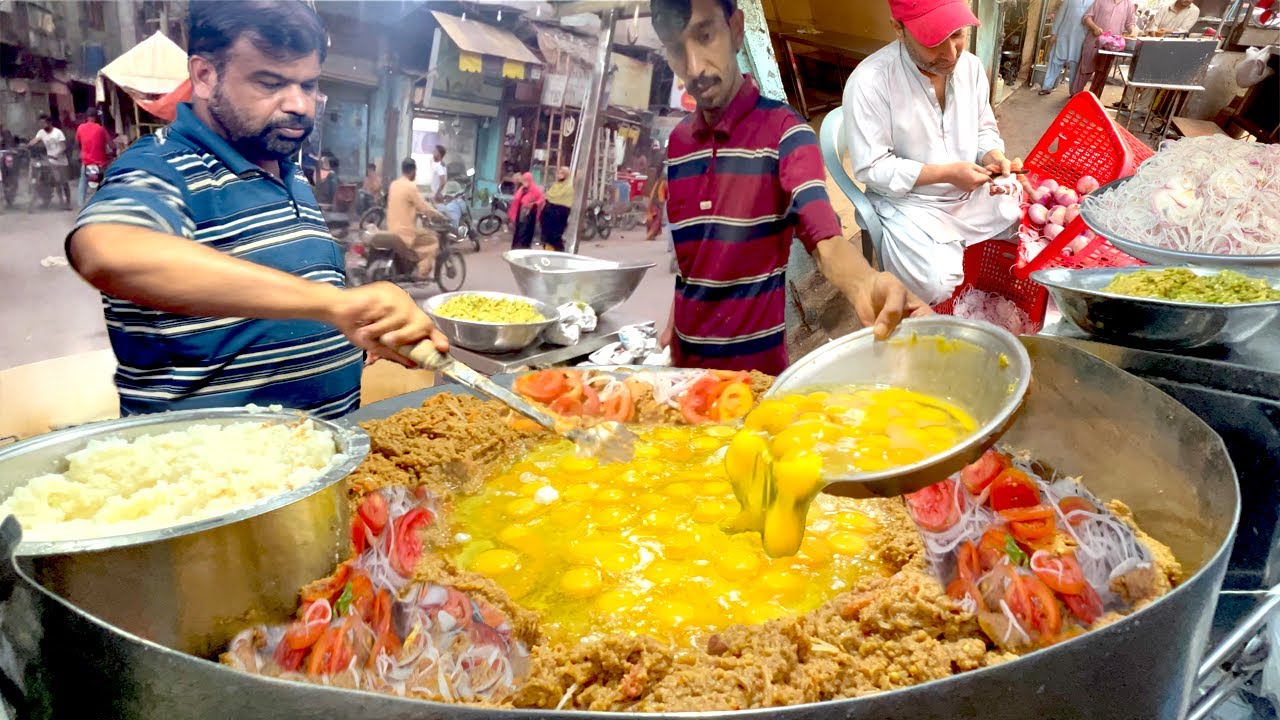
(96, 31, 192, 136)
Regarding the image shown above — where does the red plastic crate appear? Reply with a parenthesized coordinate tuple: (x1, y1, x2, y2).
(933, 239, 1048, 332)
(1013, 92, 1154, 279)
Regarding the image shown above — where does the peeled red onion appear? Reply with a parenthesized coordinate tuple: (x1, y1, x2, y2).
(1040, 179, 1060, 193)
(1028, 203, 1050, 226)
(1053, 187, 1080, 207)
(1068, 236, 1091, 253)
(1048, 205, 1067, 226)
(1064, 203, 1081, 224)
(1044, 223, 1065, 240)
(1030, 187, 1052, 206)
(1076, 175, 1101, 195)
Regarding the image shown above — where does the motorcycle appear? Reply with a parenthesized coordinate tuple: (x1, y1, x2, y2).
(0, 146, 23, 209)
(475, 193, 510, 237)
(579, 200, 614, 241)
(27, 145, 56, 212)
(348, 213, 466, 293)
(439, 169, 480, 253)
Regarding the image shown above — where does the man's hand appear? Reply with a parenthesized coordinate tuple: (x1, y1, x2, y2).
(326, 282, 448, 367)
(848, 272, 933, 340)
(658, 302, 675, 349)
(982, 151, 1024, 178)
(945, 162, 995, 192)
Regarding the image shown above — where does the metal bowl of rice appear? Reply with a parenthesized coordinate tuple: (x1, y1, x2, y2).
(0, 406, 368, 657)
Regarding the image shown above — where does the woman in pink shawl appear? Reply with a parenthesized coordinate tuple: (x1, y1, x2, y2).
(509, 171, 544, 250)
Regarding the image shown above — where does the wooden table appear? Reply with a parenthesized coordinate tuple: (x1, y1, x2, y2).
(1171, 116, 1227, 138)
(769, 22, 886, 119)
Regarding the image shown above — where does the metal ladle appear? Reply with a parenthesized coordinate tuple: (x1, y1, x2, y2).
(400, 341, 636, 464)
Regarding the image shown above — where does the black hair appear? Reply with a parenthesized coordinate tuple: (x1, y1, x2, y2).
(39, 113, 51, 122)
(366, 162, 377, 171)
(650, 0, 735, 38)
(188, 0, 327, 70)
(435, 145, 447, 159)
(401, 158, 416, 174)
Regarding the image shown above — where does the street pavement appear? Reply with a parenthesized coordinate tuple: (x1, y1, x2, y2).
(0, 205, 677, 371)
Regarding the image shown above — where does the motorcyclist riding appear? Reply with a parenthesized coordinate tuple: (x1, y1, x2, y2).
(385, 157, 447, 278)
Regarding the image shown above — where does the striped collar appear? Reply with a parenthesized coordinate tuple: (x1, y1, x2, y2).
(691, 75, 760, 143)
(168, 103, 301, 179)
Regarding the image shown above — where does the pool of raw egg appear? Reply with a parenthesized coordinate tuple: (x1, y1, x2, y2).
(449, 425, 888, 646)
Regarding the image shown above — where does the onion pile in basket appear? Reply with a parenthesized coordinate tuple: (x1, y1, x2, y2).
(1019, 175, 1101, 261)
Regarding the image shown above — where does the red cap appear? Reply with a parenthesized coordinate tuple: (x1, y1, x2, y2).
(890, 0, 981, 48)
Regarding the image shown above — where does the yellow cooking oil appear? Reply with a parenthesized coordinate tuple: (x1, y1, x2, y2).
(449, 425, 888, 646)
(728, 386, 976, 558)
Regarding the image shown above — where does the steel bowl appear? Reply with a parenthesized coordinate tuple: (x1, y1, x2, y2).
(1033, 266, 1280, 348)
(1080, 176, 1280, 269)
(423, 291, 559, 354)
(0, 407, 368, 658)
(768, 316, 1032, 498)
(503, 249, 653, 316)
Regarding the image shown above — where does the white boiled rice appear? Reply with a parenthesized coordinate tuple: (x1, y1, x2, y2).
(0, 419, 339, 542)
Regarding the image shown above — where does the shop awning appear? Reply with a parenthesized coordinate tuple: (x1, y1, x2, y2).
(97, 31, 189, 100)
(431, 11, 542, 79)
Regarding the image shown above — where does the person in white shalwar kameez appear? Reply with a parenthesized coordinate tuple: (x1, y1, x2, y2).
(843, 0, 1023, 305)
(1039, 0, 1095, 95)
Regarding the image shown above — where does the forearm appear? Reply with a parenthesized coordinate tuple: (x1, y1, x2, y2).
(813, 235, 877, 300)
(914, 164, 954, 188)
(69, 224, 340, 322)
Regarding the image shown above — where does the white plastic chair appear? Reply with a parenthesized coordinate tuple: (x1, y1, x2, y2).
(818, 107, 884, 269)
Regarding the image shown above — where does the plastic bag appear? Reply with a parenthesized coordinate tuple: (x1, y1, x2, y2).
(1097, 32, 1127, 51)
(1236, 46, 1275, 89)
(544, 302, 597, 346)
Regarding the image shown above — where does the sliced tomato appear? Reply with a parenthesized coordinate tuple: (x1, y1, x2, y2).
(349, 572, 376, 622)
(350, 515, 368, 554)
(300, 562, 352, 605)
(562, 370, 585, 400)
(1058, 496, 1098, 526)
(601, 383, 635, 423)
(305, 626, 339, 675)
(514, 370, 567, 403)
(325, 618, 355, 674)
(956, 540, 981, 584)
(710, 370, 751, 383)
(549, 393, 584, 417)
(998, 504, 1054, 522)
(989, 468, 1041, 511)
(282, 620, 326, 651)
(390, 507, 433, 577)
(712, 382, 754, 422)
(976, 527, 1012, 571)
(947, 577, 985, 611)
(274, 640, 308, 671)
(1062, 583, 1105, 625)
(1008, 516, 1056, 544)
(1030, 550, 1086, 595)
(1003, 572, 1058, 641)
(905, 480, 961, 532)
(679, 374, 727, 424)
(582, 384, 602, 416)
(357, 492, 389, 535)
(961, 450, 1007, 495)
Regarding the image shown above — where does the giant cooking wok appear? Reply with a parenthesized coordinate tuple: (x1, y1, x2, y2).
(0, 337, 1239, 719)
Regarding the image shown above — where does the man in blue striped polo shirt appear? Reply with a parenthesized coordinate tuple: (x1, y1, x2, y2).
(67, 0, 446, 419)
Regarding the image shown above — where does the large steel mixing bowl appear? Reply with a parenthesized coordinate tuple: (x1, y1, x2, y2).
(1032, 266, 1280, 349)
(769, 316, 1031, 497)
(1081, 176, 1280, 269)
(423, 291, 559, 354)
(504, 249, 653, 316)
(0, 407, 368, 657)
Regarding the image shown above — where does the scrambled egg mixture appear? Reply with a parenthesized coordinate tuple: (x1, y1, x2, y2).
(1104, 268, 1280, 304)
(450, 425, 889, 646)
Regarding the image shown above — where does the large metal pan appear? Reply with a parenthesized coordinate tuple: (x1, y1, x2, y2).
(0, 407, 368, 659)
(0, 339, 1239, 719)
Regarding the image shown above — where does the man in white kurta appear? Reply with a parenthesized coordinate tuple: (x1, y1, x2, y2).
(1040, 0, 1095, 94)
(843, 1, 1022, 305)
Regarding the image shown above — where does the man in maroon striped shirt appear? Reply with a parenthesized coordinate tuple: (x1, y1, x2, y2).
(652, 0, 929, 375)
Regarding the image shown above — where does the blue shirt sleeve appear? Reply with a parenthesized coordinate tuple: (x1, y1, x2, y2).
(70, 137, 196, 241)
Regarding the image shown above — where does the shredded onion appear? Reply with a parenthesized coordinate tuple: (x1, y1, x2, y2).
(1085, 136, 1280, 256)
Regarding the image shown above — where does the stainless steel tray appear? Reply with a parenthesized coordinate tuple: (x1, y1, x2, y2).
(1080, 176, 1280, 269)
(1032, 266, 1280, 348)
